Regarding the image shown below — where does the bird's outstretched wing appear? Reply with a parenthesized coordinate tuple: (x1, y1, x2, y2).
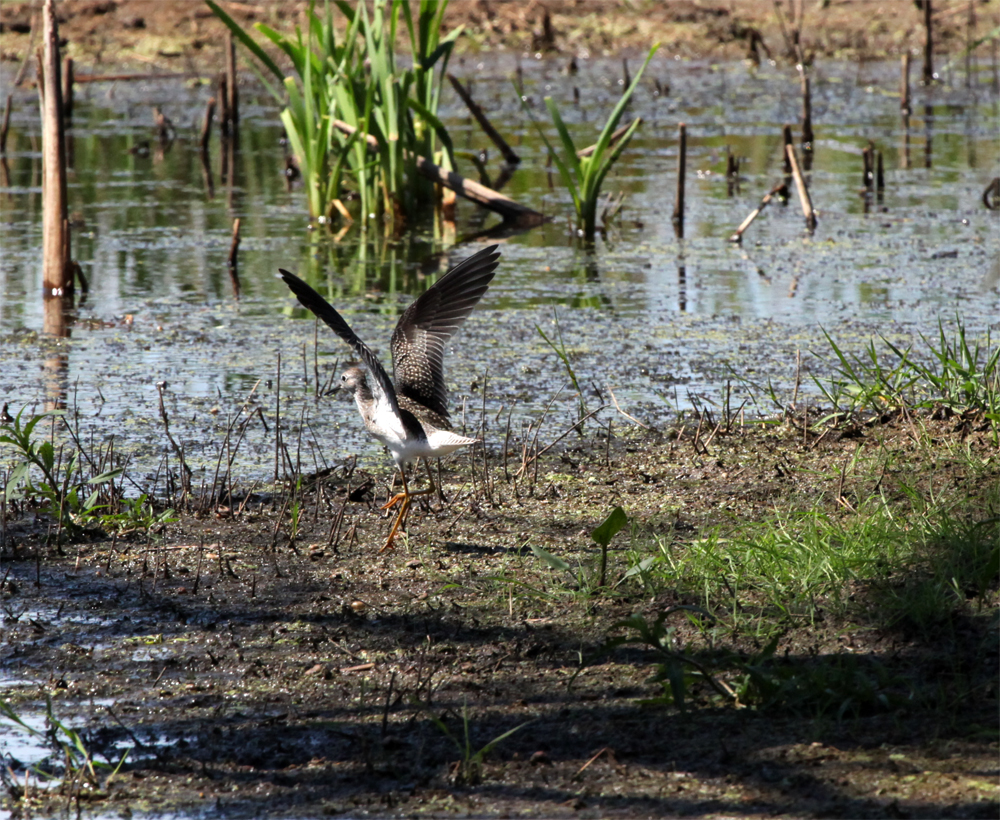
(278, 269, 402, 424)
(391, 244, 501, 421)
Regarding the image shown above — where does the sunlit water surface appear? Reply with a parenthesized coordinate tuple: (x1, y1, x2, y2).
(1, 55, 998, 485)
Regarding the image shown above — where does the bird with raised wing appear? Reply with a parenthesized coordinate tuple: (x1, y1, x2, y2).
(279, 244, 501, 551)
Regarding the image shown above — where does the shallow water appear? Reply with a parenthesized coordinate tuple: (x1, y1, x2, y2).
(1, 55, 997, 486)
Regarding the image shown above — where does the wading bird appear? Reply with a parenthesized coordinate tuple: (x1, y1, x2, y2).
(279, 244, 501, 551)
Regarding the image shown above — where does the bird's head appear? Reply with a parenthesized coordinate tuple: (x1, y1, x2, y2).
(337, 365, 370, 397)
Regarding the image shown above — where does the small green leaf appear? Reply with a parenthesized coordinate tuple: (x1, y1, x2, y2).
(591, 506, 628, 548)
(530, 544, 572, 573)
(87, 468, 123, 485)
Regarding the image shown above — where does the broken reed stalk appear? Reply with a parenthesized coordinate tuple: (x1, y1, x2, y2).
(672, 122, 686, 237)
(329, 119, 545, 226)
(901, 53, 911, 115)
(782, 123, 793, 175)
(577, 119, 639, 158)
(218, 73, 230, 138)
(728, 181, 788, 243)
(923, 0, 934, 85)
(156, 382, 192, 504)
(273, 351, 282, 485)
(0, 94, 11, 155)
(800, 71, 814, 151)
(876, 150, 884, 192)
(225, 30, 239, 140)
(862, 143, 873, 191)
(227, 217, 241, 298)
(447, 73, 520, 165)
(201, 96, 216, 154)
(61, 56, 73, 122)
(785, 143, 817, 230)
(39, 0, 71, 302)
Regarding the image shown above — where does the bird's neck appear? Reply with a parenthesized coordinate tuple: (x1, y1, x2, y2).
(351, 377, 375, 412)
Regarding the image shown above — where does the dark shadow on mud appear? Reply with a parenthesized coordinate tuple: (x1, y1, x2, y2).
(1, 543, 996, 819)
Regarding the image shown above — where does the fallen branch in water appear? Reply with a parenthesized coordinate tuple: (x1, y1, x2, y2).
(729, 182, 789, 243)
(330, 119, 546, 227)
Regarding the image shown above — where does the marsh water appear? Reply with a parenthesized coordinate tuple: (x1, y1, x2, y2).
(1, 54, 998, 487)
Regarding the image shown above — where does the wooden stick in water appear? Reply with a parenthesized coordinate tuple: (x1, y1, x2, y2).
(447, 73, 520, 165)
(227, 217, 241, 270)
(672, 122, 686, 237)
(782, 124, 793, 175)
(923, 0, 934, 85)
(40, 0, 71, 300)
(61, 56, 73, 122)
(800, 72, 814, 151)
(0, 95, 12, 155)
(225, 30, 239, 138)
(786, 143, 816, 230)
(201, 97, 216, 155)
(901, 53, 911, 115)
(728, 182, 788, 243)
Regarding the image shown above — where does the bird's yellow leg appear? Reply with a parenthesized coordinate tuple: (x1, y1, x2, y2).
(380, 468, 411, 552)
(381, 467, 408, 511)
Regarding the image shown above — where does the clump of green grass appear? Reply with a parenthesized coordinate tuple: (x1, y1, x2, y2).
(1, 408, 122, 537)
(602, 417, 998, 716)
(814, 322, 998, 439)
(644, 473, 997, 630)
(208, 0, 459, 226)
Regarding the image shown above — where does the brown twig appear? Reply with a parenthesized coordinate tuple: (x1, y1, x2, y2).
(225, 30, 239, 140)
(606, 385, 649, 429)
(447, 73, 520, 165)
(785, 143, 816, 230)
(0, 95, 12, 155)
(923, 0, 934, 86)
(672, 122, 686, 236)
(800, 71, 814, 150)
(201, 96, 216, 155)
(900, 53, 912, 115)
(728, 181, 788, 243)
(577, 119, 640, 158)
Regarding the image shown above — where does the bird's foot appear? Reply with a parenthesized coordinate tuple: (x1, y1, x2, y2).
(381, 492, 408, 512)
(379, 497, 411, 552)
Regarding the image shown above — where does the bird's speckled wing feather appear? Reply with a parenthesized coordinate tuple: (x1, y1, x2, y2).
(278, 268, 404, 436)
(390, 244, 500, 421)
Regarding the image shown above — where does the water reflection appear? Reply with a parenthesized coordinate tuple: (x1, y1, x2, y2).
(0, 58, 995, 480)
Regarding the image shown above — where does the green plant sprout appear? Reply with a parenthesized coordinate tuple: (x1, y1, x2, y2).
(525, 43, 659, 241)
(423, 698, 530, 786)
(1, 408, 122, 533)
(0, 697, 130, 797)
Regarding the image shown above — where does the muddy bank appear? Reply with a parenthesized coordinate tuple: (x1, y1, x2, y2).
(1, 0, 996, 74)
(0, 408, 997, 818)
